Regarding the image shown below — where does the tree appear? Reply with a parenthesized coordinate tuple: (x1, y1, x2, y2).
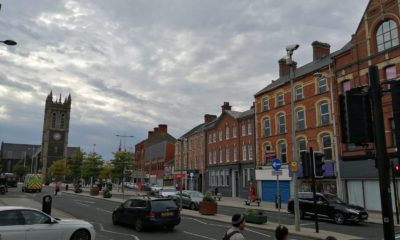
(69, 148, 85, 182)
(48, 159, 69, 181)
(81, 152, 103, 183)
(111, 151, 135, 182)
(13, 164, 27, 180)
(99, 162, 112, 180)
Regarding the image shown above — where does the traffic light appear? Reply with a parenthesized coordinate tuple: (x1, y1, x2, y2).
(339, 88, 373, 144)
(393, 159, 400, 177)
(390, 81, 400, 149)
(300, 151, 311, 178)
(313, 151, 325, 177)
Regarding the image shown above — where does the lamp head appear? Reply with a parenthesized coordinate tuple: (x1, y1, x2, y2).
(286, 44, 299, 52)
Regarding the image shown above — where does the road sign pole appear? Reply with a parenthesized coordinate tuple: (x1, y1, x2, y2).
(277, 174, 281, 225)
(310, 147, 319, 233)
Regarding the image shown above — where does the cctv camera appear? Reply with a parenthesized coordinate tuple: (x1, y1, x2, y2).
(286, 44, 299, 52)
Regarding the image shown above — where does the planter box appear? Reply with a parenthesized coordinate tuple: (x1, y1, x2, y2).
(244, 214, 267, 224)
(90, 186, 99, 196)
(198, 201, 217, 215)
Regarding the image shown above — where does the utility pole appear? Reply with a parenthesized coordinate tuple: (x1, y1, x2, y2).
(369, 65, 395, 239)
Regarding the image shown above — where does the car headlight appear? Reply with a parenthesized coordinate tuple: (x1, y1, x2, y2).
(345, 208, 360, 214)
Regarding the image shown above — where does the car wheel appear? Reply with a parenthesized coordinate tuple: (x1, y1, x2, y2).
(112, 213, 118, 225)
(190, 203, 196, 210)
(300, 209, 305, 219)
(135, 218, 143, 232)
(70, 229, 90, 240)
(334, 212, 345, 225)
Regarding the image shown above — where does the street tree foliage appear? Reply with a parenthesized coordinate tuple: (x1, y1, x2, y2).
(69, 148, 85, 181)
(99, 162, 112, 180)
(12, 164, 27, 179)
(81, 152, 103, 182)
(48, 159, 69, 181)
(111, 151, 135, 182)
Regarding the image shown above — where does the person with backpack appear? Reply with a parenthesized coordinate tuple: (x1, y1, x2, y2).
(275, 225, 289, 240)
(223, 213, 246, 240)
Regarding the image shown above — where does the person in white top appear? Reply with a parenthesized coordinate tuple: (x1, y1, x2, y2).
(223, 213, 246, 240)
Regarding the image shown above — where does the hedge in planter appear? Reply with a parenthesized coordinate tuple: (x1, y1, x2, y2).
(198, 192, 217, 215)
(244, 208, 267, 224)
(103, 188, 112, 198)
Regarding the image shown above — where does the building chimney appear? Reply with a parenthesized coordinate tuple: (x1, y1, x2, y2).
(204, 114, 217, 123)
(251, 101, 255, 109)
(279, 58, 297, 77)
(148, 131, 154, 138)
(221, 102, 232, 111)
(158, 124, 167, 134)
(312, 41, 330, 61)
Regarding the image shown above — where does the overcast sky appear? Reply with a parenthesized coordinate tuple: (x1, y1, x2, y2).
(0, 0, 369, 160)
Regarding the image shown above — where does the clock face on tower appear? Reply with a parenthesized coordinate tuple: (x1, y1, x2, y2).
(53, 132, 62, 141)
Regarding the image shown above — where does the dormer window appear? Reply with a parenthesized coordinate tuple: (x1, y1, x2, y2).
(376, 19, 399, 52)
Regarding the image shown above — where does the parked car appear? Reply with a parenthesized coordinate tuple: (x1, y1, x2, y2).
(21, 174, 42, 193)
(112, 197, 180, 231)
(171, 190, 204, 210)
(151, 184, 163, 192)
(287, 192, 368, 225)
(4, 173, 17, 187)
(0, 206, 95, 240)
(159, 188, 177, 198)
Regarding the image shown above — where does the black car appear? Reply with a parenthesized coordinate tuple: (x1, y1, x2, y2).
(287, 192, 368, 225)
(112, 197, 181, 231)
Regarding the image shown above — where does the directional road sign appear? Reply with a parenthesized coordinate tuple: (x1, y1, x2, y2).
(272, 158, 282, 171)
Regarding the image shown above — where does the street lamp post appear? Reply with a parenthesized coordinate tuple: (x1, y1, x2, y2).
(286, 44, 300, 231)
(116, 134, 134, 198)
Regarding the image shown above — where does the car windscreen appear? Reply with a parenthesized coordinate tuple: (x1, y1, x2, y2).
(325, 195, 345, 204)
(162, 189, 175, 192)
(188, 192, 204, 198)
(151, 200, 177, 211)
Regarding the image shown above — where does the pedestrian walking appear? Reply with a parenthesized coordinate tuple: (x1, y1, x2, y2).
(275, 225, 288, 240)
(223, 213, 246, 240)
(55, 182, 61, 196)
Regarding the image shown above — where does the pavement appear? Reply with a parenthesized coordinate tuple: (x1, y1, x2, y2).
(1, 186, 395, 240)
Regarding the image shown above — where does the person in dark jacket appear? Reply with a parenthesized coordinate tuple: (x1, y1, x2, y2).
(275, 225, 288, 240)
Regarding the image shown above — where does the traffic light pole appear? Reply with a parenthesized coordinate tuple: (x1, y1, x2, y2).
(369, 65, 395, 240)
(310, 147, 319, 233)
(391, 161, 399, 224)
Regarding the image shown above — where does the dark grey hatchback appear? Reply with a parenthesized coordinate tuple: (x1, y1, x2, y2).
(112, 197, 180, 231)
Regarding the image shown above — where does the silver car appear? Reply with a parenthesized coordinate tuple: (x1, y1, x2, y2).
(0, 206, 96, 240)
(174, 190, 204, 210)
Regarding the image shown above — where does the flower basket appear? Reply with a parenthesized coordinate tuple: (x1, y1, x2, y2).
(244, 208, 267, 224)
(198, 192, 217, 215)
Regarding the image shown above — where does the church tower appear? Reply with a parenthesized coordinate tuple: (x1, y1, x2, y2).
(41, 91, 71, 180)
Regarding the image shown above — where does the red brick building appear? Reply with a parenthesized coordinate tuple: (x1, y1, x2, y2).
(204, 102, 255, 198)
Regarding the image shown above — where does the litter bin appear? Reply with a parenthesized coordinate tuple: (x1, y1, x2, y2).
(42, 195, 52, 215)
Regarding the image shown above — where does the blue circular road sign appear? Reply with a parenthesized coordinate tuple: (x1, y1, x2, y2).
(272, 158, 282, 171)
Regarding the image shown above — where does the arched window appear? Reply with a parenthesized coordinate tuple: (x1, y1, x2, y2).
(297, 137, 307, 158)
(242, 143, 247, 161)
(277, 113, 286, 134)
(264, 118, 271, 137)
(234, 144, 238, 162)
(226, 146, 230, 162)
(295, 85, 303, 100)
(318, 78, 328, 93)
(60, 113, 65, 129)
(276, 92, 284, 107)
(319, 101, 330, 126)
(320, 133, 332, 160)
(376, 19, 399, 52)
(219, 146, 222, 163)
(51, 112, 57, 128)
(296, 108, 305, 131)
(248, 143, 253, 160)
(263, 97, 269, 111)
(225, 126, 230, 140)
(277, 140, 287, 163)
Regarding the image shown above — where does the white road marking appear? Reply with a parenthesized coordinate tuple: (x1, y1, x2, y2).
(73, 199, 95, 204)
(188, 218, 208, 224)
(245, 228, 271, 237)
(183, 231, 217, 240)
(97, 208, 112, 213)
(99, 223, 140, 240)
(300, 222, 317, 226)
(75, 202, 90, 207)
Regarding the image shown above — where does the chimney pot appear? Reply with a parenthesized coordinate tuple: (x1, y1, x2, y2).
(312, 41, 330, 61)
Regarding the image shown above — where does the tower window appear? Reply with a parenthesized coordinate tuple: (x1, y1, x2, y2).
(52, 112, 56, 128)
(60, 114, 65, 129)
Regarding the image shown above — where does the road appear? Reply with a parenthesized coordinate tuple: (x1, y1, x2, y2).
(3, 186, 313, 240)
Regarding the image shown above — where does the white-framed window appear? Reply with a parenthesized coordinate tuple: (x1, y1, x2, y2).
(234, 144, 238, 162)
(277, 93, 284, 107)
(226, 146, 230, 162)
(241, 124, 246, 136)
(264, 143, 273, 165)
(295, 85, 303, 100)
(277, 140, 287, 163)
(225, 126, 230, 140)
(318, 78, 328, 93)
(247, 122, 252, 135)
(297, 137, 307, 157)
(248, 143, 253, 160)
(320, 101, 330, 126)
(263, 97, 269, 111)
(213, 150, 217, 164)
(376, 19, 399, 52)
(321, 134, 332, 161)
(264, 118, 271, 137)
(242, 143, 247, 161)
(219, 130, 222, 141)
(219, 147, 222, 163)
(277, 113, 286, 134)
(225, 169, 230, 186)
(208, 151, 212, 164)
(208, 134, 212, 144)
(233, 126, 237, 138)
(296, 108, 305, 131)
(213, 132, 216, 143)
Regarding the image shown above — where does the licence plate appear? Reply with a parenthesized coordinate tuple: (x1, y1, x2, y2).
(161, 212, 174, 217)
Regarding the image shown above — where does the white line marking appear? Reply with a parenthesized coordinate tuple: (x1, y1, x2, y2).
(73, 200, 95, 204)
(75, 202, 89, 207)
(189, 218, 208, 225)
(245, 228, 271, 237)
(300, 223, 316, 226)
(99, 223, 140, 240)
(97, 208, 112, 213)
(183, 231, 217, 240)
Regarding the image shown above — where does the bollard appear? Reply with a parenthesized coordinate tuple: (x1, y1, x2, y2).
(42, 195, 52, 215)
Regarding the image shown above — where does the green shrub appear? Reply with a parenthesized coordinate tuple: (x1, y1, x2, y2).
(103, 188, 112, 198)
(202, 191, 216, 203)
(244, 208, 263, 216)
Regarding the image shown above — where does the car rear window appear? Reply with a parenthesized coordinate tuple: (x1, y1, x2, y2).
(150, 200, 177, 211)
